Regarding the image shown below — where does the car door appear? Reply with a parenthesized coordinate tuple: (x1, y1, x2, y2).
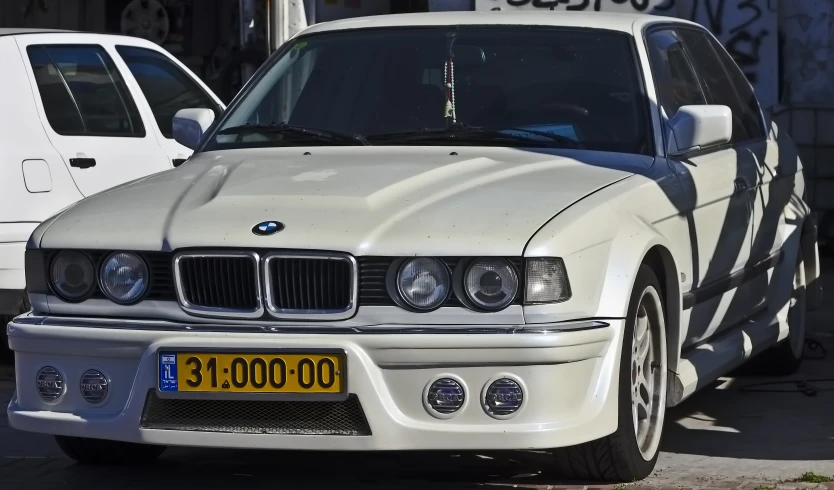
(680, 30, 779, 272)
(112, 43, 225, 168)
(645, 28, 759, 348)
(16, 34, 169, 198)
(676, 27, 774, 317)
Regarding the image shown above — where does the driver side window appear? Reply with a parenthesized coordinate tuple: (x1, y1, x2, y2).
(646, 29, 707, 119)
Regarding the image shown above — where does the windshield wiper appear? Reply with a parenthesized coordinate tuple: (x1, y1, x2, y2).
(218, 122, 370, 146)
(367, 123, 583, 149)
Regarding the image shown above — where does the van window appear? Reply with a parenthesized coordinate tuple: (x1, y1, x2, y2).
(27, 45, 145, 137)
(116, 45, 219, 138)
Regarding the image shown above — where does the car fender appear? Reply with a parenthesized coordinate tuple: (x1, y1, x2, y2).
(524, 172, 688, 373)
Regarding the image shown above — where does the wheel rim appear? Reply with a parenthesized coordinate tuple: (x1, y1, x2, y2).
(630, 286, 667, 461)
(789, 255, 807, 359)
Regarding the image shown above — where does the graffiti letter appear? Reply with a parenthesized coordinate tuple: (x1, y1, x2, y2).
(532, 0, 562, 7)
(689, 0, 726, 34)
(725, 28, 768, 84)
(565, 0, 592, 10)
(731, 0, 763, 34)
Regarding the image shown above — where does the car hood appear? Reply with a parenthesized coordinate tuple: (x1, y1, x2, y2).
(39, 147, 649, 256)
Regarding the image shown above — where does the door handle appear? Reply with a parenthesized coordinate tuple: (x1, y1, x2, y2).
(70, 158, 96, 169)
(733, 177, 749, 194)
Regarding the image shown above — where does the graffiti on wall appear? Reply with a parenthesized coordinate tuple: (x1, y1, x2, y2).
(475, 0, 778, 108)
(780, 1, 834, 105)
(687, 0, 777, 107)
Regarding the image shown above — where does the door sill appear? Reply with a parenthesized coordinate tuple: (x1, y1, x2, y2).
(669, 306, 781, 406)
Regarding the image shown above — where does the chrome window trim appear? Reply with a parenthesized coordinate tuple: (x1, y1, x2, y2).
(262, 252, 358, 321)
(173, 250, 264, 319)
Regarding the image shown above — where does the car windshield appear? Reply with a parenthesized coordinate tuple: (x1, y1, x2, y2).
(204, 26, 650, 155)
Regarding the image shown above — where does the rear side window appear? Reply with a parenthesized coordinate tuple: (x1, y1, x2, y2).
(27, 45, 145, 137)
(676, 29, 765, 143)
(116, 45, 219, 138)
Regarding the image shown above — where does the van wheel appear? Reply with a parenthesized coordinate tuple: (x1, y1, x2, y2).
(0, 315, 12, 363)
(552, 265, 667, 482)
(55, 436, 166, 465)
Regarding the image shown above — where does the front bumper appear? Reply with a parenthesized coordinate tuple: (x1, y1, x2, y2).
(7, 314, 624, 451)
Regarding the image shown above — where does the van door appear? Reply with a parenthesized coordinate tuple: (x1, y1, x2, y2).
(16, 36, 169, 197)
(113, 44, 225, 168)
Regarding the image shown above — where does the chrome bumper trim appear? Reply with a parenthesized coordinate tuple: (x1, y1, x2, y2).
(11, 314, 609, 335)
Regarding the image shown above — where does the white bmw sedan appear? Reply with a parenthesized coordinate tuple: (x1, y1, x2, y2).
(6, 11, 819, 482)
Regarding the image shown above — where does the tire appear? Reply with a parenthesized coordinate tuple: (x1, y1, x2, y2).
(55, 436, 166, 465)
(1, 315, 15, 364)
(747, 249, 806, 377)
(552, 265, 667, 482)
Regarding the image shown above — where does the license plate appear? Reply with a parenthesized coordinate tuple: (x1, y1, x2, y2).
(157, 351, 345, 394)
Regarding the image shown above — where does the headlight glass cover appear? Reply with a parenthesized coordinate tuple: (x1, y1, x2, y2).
(397, 258, 451, 310)
(525, 258, 571, 303)
(49, 251, 95, 301)
(464, 258, 519, 310)
(100, 252, 148, 304)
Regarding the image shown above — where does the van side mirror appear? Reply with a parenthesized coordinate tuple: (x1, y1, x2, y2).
(172, 108, 216, 151)
(666, 105, 732, 157)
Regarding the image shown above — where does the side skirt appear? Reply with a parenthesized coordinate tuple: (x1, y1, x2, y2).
(668, 305, 781, 406)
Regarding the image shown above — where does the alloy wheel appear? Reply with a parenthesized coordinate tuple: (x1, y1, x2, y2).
(630, 286, 667, 461)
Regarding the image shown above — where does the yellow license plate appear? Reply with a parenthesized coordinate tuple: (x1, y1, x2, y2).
(158, 351, 345, 394)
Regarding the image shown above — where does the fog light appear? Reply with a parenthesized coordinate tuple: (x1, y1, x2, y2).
(36, 366, 64, 402)
(424, 377, 465, 417)
(484, 378, 524, 417)
(80, 369, 109, 404)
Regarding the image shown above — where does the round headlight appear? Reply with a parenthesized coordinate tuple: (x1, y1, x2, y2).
(464, 258, 519, 311)
(396, 258, 451, 311)
(50, 251, 95, 301)
(100, 252, 148, 304)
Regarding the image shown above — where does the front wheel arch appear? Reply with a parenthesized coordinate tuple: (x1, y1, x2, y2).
(641, 245, 681, 377)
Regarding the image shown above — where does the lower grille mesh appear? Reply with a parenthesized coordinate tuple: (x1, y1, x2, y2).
(140, 391, 371, 436)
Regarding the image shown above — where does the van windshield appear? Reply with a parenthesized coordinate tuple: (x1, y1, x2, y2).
(204, 26, 650, 155)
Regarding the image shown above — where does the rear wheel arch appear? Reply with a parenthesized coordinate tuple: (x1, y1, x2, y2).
(801, 214, 822, 311)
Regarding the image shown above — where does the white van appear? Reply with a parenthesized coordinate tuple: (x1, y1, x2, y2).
(0, 29, 224, 329)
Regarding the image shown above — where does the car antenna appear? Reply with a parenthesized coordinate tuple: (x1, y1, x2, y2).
(444, 31, 457, 128)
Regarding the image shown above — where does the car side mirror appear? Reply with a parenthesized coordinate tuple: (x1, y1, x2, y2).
(666, 105, 732, 157)
(172, 108, 216, 151)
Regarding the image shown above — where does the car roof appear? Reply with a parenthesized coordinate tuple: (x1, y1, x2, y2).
(0, 29, 170, 51)
(300, 10, 701, 36)
(0, 28, 156, 43)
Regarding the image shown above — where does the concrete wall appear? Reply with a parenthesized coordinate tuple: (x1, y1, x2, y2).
(780, 1, 834, 106)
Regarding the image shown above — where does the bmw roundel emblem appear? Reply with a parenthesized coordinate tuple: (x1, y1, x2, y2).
(252, 221, 284, 236)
